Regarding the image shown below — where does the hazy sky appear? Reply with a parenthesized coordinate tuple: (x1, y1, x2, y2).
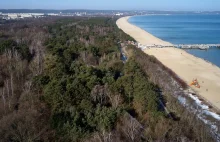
(0, 0, 219, 11)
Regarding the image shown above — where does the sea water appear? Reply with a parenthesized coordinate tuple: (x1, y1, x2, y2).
(129, 14, 220, 67)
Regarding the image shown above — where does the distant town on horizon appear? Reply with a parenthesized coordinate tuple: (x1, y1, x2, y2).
(1, 9, 220, 20)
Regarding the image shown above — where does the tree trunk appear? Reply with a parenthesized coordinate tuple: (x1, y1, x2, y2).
(1, 87, 6, 112)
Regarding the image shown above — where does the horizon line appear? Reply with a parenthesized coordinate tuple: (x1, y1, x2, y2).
(0, 9, 220, 12)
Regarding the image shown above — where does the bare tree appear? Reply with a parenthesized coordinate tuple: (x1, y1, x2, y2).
(93, 131, 114, 142)
(91, 85, 109, 105)
(1, 87, 6, 112)
(120, 113, 143, 142)
(108, 93, 122, 108)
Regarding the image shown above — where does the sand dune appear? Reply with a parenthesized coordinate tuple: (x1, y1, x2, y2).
(116, 16, 220, 111)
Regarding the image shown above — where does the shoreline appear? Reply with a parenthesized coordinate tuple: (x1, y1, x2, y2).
(116, 16, 220, 112)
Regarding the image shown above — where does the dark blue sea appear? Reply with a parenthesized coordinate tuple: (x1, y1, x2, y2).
(129, 14, 220, 67)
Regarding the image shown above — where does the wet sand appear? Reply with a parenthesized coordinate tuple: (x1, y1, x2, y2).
(116, 16, 220, 111)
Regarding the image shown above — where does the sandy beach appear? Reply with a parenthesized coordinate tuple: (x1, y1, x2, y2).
(116, 16, 220, 111)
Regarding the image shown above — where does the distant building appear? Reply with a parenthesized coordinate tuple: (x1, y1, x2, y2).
(74, 12, 87, 16)
(20, 13, 32, 18)
(47, 13, 59, 16)
(1, 13, 45, 20)
(7, 14, 18, 19)
(115, 13, 123, 16)
(31, 13, 44, 16)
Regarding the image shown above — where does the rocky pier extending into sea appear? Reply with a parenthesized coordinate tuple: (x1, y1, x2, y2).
(137, 43, 220, 50)
(175, 44, 220, 50)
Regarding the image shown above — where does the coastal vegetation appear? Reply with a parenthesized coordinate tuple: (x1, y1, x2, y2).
(0, 17, 216, 141)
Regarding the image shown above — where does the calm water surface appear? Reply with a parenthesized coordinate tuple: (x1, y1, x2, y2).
(129, 14, 220, 67)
